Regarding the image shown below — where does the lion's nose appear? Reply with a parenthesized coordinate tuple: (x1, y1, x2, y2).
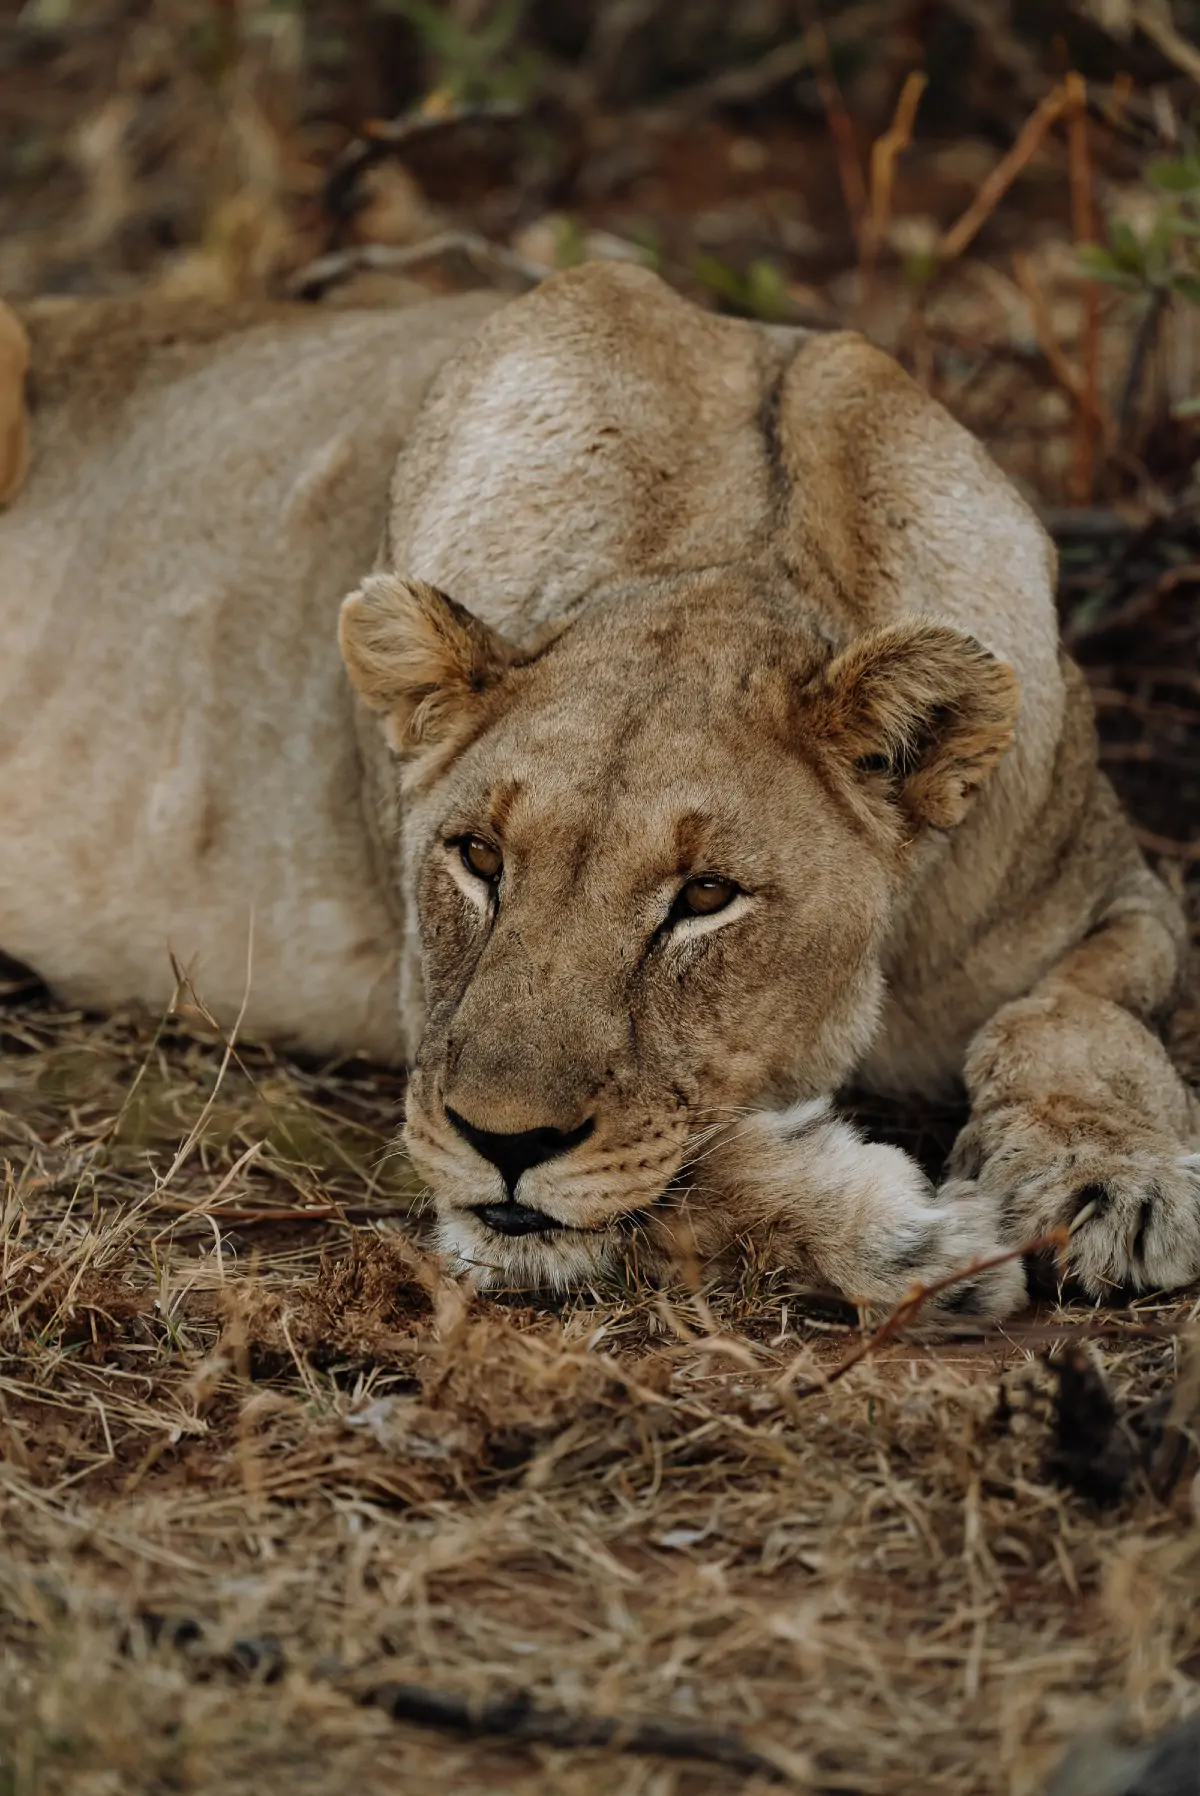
(444, 1107, 595, 1194)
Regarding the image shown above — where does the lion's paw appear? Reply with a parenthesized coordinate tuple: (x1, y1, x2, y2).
(946, 1110, 1200, 1298)
(723, 1102, 1025, 1322)
(848, 1171, 1027, 1322)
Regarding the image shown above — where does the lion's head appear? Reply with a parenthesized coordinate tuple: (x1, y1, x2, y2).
(340, 559, 1017, 1289)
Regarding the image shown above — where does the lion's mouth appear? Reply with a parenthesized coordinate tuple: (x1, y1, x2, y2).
(471, 1200, 566, 1238)
(470, 1200, 655, 1243)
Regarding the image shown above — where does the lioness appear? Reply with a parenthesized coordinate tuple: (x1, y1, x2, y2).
(3, 264, 1198, 1319)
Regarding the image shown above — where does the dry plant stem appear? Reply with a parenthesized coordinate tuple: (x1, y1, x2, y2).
(800, 1, 867, 234)
(1131, 0, 1200, 85)
(1013, 251, 1116, 445)
(857, 71, 927, 308)
(1066, 71, 1101, 502)
(287, 233, 552, 300)
(775, 1229, 1070, 1406)
(657, 2, 889, 121)
(1131, 824, 1200, 862)
(939, 83, 1071, 262)
(1089, 689, 1200, 729)
(1118, 287, 1169, 448)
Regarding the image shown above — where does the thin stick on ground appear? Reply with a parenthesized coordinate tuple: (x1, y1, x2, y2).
(358, 1680, 793, 1782)
(775, 1227, 1070, 1407)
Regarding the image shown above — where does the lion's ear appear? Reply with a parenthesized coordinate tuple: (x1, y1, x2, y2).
(339, 574, 515, 756)
(805, 618, 1019, 829)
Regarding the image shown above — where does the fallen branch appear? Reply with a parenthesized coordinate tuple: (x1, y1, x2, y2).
(360, 1681, 792, 1780)
(130, 1613, 796, 1782)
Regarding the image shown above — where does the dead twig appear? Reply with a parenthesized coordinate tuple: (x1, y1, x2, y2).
(1117, 287, 1170, 449)
(654, 1, 891, 121)
(1012, 250, 1116, 445)
(1131, 824, 1200, 862)
(1066, 72, 1101, 502)
(858, 70, 927, 306)
(287, 232, 552, 301)
(359, 1680, 793, 1781)
(323, 99, 522, 225)
(801, 2, 867, 235)
(1088, 687, 1200, 727)
(939, 84, 1072, 262)
(1130, 0, 1200, 86)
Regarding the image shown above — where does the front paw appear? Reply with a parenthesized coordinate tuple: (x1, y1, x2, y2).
(704, 1102, 1026, 1322)
(866, 1181, 1028, 1323)
(948, 1109, 1200, 1297)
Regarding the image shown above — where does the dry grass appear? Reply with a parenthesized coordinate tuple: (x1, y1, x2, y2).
(3, 978, 1199, 1796)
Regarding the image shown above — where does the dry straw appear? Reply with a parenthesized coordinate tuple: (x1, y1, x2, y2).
(2, 978, 1198, 1795)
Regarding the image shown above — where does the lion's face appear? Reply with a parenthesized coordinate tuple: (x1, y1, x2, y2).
(340, 566, 1017, 1289)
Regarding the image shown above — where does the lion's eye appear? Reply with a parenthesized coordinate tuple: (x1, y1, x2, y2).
(460, 836, 503, 882)
(676, 875, 738, 917)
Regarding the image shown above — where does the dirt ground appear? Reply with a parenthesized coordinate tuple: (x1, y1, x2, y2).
(3, 4, 1200, 1793)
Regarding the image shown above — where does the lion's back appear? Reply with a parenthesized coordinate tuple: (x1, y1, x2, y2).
(0, 292, 499, 1057)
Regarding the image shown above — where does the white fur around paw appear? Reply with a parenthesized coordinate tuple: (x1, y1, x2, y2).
(742, 1103, 1025, 1321)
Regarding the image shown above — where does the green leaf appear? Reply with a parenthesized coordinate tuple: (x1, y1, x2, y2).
(553, 215, 586, 269)
(1147, 155, 1200, 193)
(1107, 217, 1147, 275)
(1170, 270, 1200, 306)
(693, 254, 746, 308)
(744, 259, 790, 322)
(1077, 244, 1143, 290)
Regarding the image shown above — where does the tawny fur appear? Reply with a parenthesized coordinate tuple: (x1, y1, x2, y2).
(2, 264, 1196, 1315)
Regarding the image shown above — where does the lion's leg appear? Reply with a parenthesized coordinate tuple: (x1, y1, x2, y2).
(0, 300, 30, 504)
(675, 1099, 1026, 1320)
(944, 868, 1200, 1296)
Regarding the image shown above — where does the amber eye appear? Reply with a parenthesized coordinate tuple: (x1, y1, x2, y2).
(677, 875, 738, 917)
(460, 836, 503, 882)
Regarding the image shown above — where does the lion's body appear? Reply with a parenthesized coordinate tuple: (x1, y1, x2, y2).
(2, 266, 1197, 1315)
(1, 292, 499, 1059)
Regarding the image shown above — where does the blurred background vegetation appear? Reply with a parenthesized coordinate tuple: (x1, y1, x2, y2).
(2, 0, 1200, 847)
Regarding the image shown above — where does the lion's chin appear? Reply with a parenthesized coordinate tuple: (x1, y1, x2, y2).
(434, 1211, 620, 1292)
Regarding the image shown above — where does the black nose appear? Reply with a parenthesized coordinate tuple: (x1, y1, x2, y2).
(444, 1107, 594, 1194)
